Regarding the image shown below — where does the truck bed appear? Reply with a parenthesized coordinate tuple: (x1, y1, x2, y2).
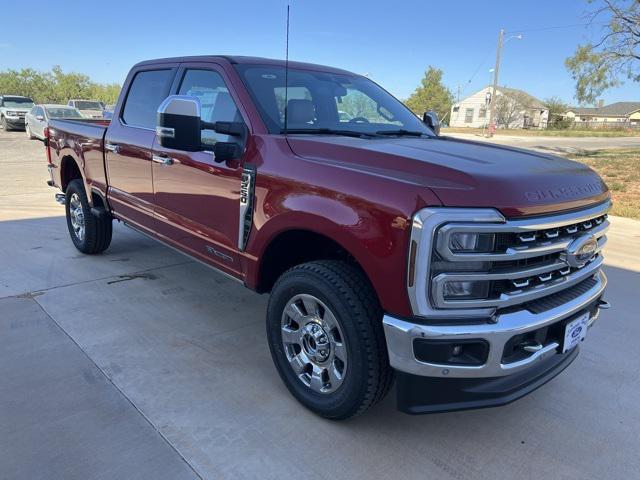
(47, 118, 111, 198)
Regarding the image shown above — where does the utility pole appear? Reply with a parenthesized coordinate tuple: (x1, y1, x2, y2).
(486, 28, 504, 137)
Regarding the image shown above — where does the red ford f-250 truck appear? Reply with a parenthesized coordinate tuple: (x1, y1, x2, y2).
(45, 56, 611, 419)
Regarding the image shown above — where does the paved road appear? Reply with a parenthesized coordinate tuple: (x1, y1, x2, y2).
(1, 129, 639, 479)
(444, 132, 639, 153)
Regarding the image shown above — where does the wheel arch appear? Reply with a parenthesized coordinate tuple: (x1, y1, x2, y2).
(59, 153, 93, 206)
(255, 228, 371, 294)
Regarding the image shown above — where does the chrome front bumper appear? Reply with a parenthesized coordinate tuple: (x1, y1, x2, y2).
(383, 270, 607, 379)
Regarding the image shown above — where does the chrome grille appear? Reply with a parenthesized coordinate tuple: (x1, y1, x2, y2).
(407, 201, 611, 319)
(430, 205, 609, 311)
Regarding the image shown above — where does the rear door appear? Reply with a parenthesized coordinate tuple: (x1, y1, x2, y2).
(151, 64, 248, 277)
(105, 65, 177, 231)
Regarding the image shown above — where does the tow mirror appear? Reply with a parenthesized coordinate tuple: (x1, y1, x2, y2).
(156, 95, 202, 151)
(423, 110, 440, 136)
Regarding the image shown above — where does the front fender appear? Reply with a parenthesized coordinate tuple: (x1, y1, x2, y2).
(246, 186, 416, 317)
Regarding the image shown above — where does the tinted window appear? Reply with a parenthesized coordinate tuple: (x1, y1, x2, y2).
(178, 69, 242, 145)
(122, 69, 173, 129)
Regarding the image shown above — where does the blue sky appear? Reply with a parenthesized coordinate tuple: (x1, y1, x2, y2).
(0, 0, 636, 105)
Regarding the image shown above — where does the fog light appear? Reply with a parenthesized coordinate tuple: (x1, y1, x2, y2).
(443, 280, 489, 300)
(413, 339, 489, 366)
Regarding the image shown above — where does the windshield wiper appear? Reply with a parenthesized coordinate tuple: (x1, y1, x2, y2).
(281, 128, 379, 138)
(375, 129, 427, 137)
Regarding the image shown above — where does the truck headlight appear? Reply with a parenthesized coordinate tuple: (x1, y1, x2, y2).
(5, 111, 18, 117)
(449, 232, 494, 252)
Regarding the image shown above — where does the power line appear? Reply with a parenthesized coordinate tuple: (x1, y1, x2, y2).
(506, 21, 609, 34)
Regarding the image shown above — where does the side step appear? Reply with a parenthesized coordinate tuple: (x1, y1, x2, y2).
(54, 193, 66, 205)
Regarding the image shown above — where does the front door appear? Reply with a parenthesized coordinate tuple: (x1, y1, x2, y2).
(105, 67, 176, 231)
(152, 66, 247, 278)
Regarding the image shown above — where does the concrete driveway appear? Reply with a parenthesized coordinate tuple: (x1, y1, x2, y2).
(1, 129, 639, 479)
(444, 131, 639, 153)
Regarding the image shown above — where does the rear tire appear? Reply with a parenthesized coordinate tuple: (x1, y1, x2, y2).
(65, 179, 112, 254)
(267, 260, 393, 419)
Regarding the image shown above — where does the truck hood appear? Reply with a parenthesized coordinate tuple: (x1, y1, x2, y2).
(286, 135, 609, 217)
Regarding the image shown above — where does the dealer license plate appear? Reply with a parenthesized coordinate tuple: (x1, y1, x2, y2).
(562, 312, 589, 353)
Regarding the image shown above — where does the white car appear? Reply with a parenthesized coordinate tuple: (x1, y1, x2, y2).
(25, 104, 83, 140)
(67, 99, 105, 118)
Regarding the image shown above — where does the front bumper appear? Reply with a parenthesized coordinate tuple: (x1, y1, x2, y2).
(383, 270, 607, 412)
(4, 116, 25, 127)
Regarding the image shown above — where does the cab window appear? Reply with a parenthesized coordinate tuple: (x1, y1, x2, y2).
(122, 69, 173, 129)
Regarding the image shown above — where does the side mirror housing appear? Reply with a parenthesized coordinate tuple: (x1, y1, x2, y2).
(423, 111, 440, 136)
(36, 115, 44, 121)
(213, 141, 242, 163)
(156, 95, 202, 151)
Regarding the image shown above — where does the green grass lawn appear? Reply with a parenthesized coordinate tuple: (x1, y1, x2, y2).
(567, 149, 640, 220)
(442, 127, 639, 138)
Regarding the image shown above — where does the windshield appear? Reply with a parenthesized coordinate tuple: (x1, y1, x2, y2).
(46, 107, 83, 119)
(236, 65, 433, 136)
(2, 98, 34, 109)
(75, 101, 103, 110)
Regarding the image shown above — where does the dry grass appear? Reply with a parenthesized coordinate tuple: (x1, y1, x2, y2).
(567, 149, 640, 220)
(442, 127, 639, 138)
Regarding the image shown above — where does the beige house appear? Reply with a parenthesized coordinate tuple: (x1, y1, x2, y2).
(450, 86, 549, 129)
(564, 102, 640, 125)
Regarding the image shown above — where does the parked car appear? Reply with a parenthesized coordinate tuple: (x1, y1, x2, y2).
(0, 95, 34, 130)
(67, 99, 105, 118)
(45, 56, 611, 419)
(25, 104, 83, 140)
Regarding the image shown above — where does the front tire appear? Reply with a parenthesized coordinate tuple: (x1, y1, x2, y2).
(65, 179, 112, 254)
(25, 124, 34, 139)
(1, 116, 11, 131)
(267, 260, 393, 419)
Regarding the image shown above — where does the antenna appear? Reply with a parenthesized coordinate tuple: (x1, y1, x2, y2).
(284, 5, 290, 134)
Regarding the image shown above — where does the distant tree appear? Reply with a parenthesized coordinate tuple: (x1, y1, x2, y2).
(565, 0, 639, 103)
(0, 66, 120, 104)
(494, 91, 532, 128)
(405, 66, 453, 120)
(544, 96, 571, 128)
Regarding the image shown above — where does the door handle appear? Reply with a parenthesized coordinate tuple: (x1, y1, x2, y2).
(105, 142, 121, 154)
(152, 154, 174, 166)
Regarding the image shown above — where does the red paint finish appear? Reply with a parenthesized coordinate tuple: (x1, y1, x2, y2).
(46, 56, 610, 319)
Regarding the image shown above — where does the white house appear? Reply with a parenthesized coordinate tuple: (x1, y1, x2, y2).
(450, 86, 549, 129)
(564, 102, 640, 126)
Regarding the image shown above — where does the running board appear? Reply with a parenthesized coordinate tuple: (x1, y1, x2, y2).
(54, 193, 66, 205)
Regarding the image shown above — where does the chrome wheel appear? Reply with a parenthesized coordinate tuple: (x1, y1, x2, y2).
(281, 294, 348, 394)
(69, 193, 85, 242)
